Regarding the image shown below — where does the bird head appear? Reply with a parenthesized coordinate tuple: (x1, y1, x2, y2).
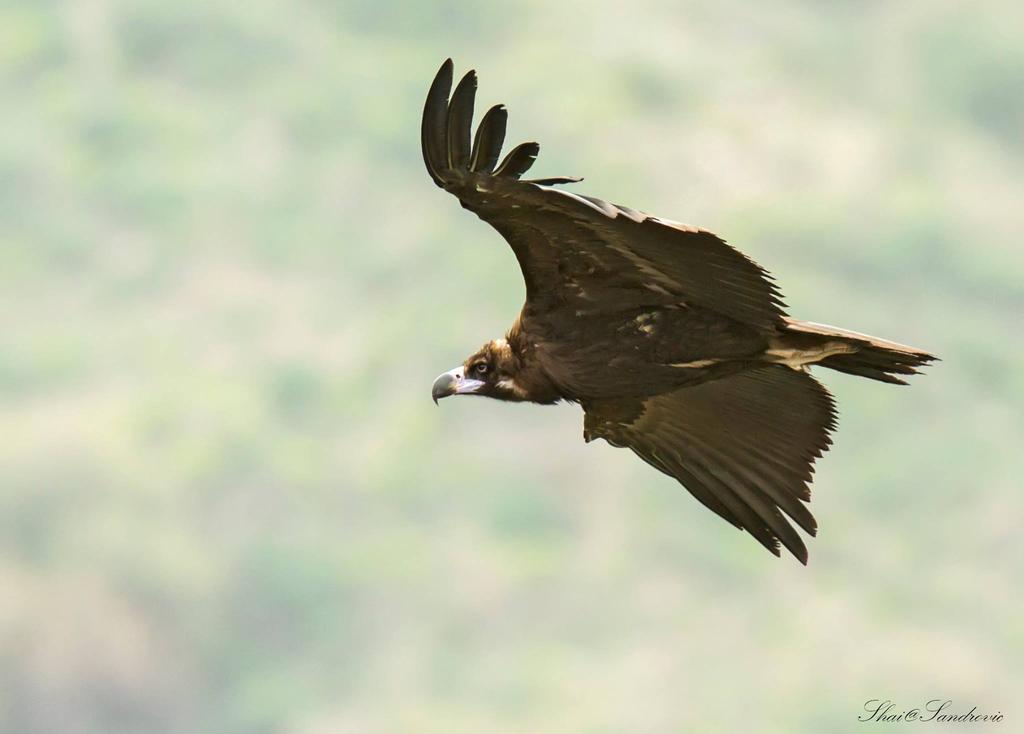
(432, 338, 528, 403)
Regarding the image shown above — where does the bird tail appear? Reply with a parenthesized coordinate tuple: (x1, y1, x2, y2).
(767, 319, 937, 385)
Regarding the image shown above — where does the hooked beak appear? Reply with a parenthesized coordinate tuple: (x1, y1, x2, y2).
(431, 366, 485, 404)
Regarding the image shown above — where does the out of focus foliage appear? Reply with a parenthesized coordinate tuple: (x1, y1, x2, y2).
(1, 1, 1021, 732)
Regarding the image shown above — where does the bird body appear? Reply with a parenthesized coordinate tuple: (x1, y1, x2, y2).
(425, 59, 935, 563)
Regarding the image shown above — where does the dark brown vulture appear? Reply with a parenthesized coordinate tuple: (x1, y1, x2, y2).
(425, 59, 935, 563)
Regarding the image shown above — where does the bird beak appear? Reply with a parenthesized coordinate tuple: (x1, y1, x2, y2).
(431, 366, 485, 404)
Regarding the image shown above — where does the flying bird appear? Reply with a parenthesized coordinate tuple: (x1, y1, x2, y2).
(424, 59, 935, 563)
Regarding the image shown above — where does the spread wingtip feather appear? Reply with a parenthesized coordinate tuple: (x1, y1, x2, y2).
(423, 59, 574, 187)
(447, 71, 477, 170)
(470, 104, 507, 173)
(494, 142, 540, 179)
(422, 59, 454, 186)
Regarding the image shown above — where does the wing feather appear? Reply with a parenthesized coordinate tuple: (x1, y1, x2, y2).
(421, 59, 787, 330)
(470, 104, 507, 173)
(422, 58, 453, 187)
(447, 70, 477, 170)
(493, 142, 540, 179)
(583, 366, 837, 563)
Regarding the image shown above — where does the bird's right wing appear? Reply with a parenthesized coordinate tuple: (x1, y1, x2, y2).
(422, 59, 787, 330)
(582, 366, 837, 563)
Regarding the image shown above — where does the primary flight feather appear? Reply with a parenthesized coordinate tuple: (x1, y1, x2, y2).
(425, 59, 935, 563)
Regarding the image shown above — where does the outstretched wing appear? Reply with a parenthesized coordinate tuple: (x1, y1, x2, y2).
(422, 59, 787, 330)
(582, 366, 837, 563)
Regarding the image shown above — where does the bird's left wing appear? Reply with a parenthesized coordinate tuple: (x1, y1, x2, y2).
(422, 59, 787, 330)
(582, 366, 837, 563)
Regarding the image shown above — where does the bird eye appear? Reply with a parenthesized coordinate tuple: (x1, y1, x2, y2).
(473, 362, 489, 375)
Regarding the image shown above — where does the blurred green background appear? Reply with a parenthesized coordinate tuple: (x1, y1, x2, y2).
(1, 1, 1022, 732)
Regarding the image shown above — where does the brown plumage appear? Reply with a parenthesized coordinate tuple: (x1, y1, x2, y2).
(425, 59, 936, 563)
